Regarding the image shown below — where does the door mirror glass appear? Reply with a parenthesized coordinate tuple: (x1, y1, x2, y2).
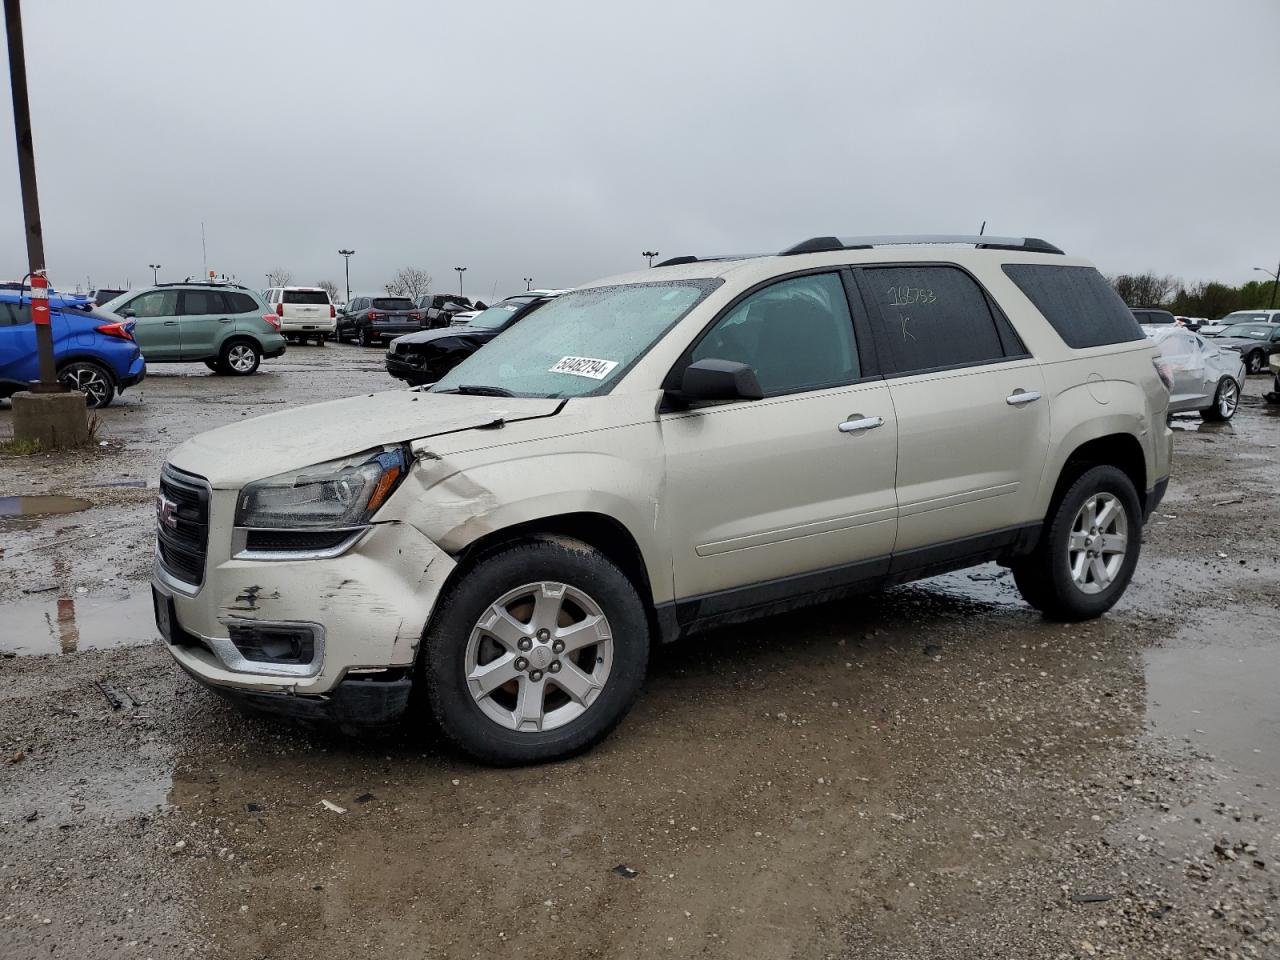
(676, 358, 764, 403)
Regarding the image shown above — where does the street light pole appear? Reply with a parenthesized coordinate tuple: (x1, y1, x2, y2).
(338, 249, 355, 302)
(5, 0, 59, 391)
(454, 266, 467, 296)
(523, 276, 533, 291)
(1254, 262, 1280, 309)
(642, 250, 660, 268)
(149, 263, 161, 284)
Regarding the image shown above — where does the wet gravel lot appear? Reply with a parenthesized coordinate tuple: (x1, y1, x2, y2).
(2, 344, 1278, 959)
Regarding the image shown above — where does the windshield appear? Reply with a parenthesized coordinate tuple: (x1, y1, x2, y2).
(1221, 323, 1271, 339)
(1219, 313, 1266, 325)
(469, 298, 536, 330)
(431, 280, 719, 398)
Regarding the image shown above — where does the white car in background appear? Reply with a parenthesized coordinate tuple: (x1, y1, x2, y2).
(1145, 324, 1245, 421)
(263, 286, 337, 345)
(1198, 309, 1280, 337)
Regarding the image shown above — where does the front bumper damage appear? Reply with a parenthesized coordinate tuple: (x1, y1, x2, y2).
(153, 500, 456, 725)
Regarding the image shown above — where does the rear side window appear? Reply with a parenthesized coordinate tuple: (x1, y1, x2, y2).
(283, 290, 329, 305)
(0, 302, 33, 326)
(1002, 264, 1145, 349)
(181, 291, 227, 315)
(225, 292, 260, 313)
(861, 265, 1009, 374)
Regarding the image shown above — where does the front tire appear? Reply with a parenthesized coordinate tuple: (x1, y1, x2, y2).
(1246, 350, 1264, 374)
(218, 339, 261, 375)
(58, 360, 115, 409)
(360, 327, 375, 347)
(421, 536, 650, 765)
(1011, 465, 1142, 621)
(1201, 376, 1239, 422)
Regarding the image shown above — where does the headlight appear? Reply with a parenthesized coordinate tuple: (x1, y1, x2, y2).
(235, 445, 410, 530)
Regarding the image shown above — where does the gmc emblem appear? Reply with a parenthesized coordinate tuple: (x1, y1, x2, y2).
(156, 494, 179, 531)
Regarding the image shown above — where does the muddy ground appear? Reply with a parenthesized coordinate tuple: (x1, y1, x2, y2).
(1, 345, 1277, 960)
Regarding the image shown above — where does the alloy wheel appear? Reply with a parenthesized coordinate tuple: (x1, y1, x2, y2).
(59, 363, 111, 408)
(227, 344, 256, 372)
(1218, 379, 1239, 418)
(464, 581, 613, 732)
(1066, 492, 1128, 595)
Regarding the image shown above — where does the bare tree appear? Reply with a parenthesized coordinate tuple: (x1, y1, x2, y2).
(317, 280, 339, 303)
(384, 267, 433, 300)
(1108, 272, 1179, 307)
(266, 268, 293, 287)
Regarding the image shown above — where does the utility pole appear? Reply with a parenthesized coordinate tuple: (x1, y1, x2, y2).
(523, 276, 533, 291)
(338, 249, 355, 302)
(5, 0, 90, 448)
(454, 265, 467, 296)
(5, 0, 58, 391)
(1255, 261, 1280, 309)
(642, 250, 660, 268)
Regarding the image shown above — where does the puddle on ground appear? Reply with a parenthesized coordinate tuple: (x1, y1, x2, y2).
(1, 757, 172, 825)
(0, 589, 155, 655)
(1136, 609, 1279, 848)
(0, 494, 92, 522)
(906, 562, 1024, 609)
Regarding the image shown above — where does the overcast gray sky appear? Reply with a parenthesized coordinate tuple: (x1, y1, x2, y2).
(2, 0, 1278, 299)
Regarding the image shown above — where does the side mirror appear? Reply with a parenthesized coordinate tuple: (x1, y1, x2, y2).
(118, 308, 136, 319)
(675, 358, 764, 403)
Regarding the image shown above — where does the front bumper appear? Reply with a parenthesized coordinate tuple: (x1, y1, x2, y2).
(153, 492, 456, 710)
(385, 352, 432, 384)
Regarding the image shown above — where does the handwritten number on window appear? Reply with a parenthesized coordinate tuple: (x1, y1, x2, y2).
(886, 286, 936, 307)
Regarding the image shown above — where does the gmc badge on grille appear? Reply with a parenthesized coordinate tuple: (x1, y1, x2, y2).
(157, 494, 179, 530)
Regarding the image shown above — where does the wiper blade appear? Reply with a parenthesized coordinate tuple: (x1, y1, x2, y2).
(444, 384, 515, 397)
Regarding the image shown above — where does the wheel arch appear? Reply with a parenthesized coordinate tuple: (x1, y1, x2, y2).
(1046, 432, 1149, 524)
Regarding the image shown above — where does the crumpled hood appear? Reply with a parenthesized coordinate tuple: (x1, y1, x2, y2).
(167, 389, 563, 488)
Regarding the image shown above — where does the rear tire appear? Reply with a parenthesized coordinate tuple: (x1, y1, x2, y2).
(1246, 350, 1264, 374)
(421, 536, 650, 765)
(1011, 465, 1142, 621)
(218, 339, 261, 375)
(57, 360, 115, 409)
(1201, 376, 1239, 422)
(360, 327, 375, 347)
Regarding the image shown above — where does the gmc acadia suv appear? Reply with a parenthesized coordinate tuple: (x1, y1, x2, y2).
(152, 235, 1173, 765)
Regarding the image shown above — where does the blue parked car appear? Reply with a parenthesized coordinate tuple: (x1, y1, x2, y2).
(0, 289, 146, 408)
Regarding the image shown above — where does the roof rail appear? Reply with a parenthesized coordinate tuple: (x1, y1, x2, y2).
(651, 253, 767, 268)
(156, 279, 250, 289)
(780, 234, 1065, 256)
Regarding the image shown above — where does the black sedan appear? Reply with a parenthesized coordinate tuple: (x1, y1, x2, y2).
(336, 296, 425, 347)
(1203, 321, 1280, 374)
(385, 290, 562, 386)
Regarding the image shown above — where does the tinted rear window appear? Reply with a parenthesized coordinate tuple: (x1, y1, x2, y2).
(283, 290, 329, 305)
(225, 292, 260, 313)
(373, 298, 413, 310)
(1002, 265, 1145, 349)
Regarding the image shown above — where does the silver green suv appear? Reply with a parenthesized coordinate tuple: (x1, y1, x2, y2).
(153, 235, 1172, 765)
(105, 282, 286, 375)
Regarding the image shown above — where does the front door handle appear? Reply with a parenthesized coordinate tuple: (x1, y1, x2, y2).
(838, 415, 884, 433)
(1006, 390, 1041, 406)
(162, 320, 178, 326)
(218, 318, 233, 323)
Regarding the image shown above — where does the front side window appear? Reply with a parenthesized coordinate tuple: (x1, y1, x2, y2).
(124, 289, 179, 318)
(432, 281, 718, 398)
(691, 273, 859, 395)
(863, 265, 1007, 374)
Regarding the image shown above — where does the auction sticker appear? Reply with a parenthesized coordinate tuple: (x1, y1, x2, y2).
(549, 356, 619, 380)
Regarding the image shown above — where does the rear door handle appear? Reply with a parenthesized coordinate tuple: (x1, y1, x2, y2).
(838, 415, 884, 433)
(1006, 390, 1041, 406)
(218, 318, 232, 323)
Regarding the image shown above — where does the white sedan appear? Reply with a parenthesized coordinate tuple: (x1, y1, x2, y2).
(1146, 325, 1246, 421)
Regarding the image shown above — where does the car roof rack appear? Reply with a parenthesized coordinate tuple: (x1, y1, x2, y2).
(156, 279, 250, 289)
(652, 253, 766, 268)
(780, 234, 1065, 256)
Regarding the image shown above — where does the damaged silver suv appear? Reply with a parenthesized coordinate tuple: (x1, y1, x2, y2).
(153, 235, 1173, 764)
